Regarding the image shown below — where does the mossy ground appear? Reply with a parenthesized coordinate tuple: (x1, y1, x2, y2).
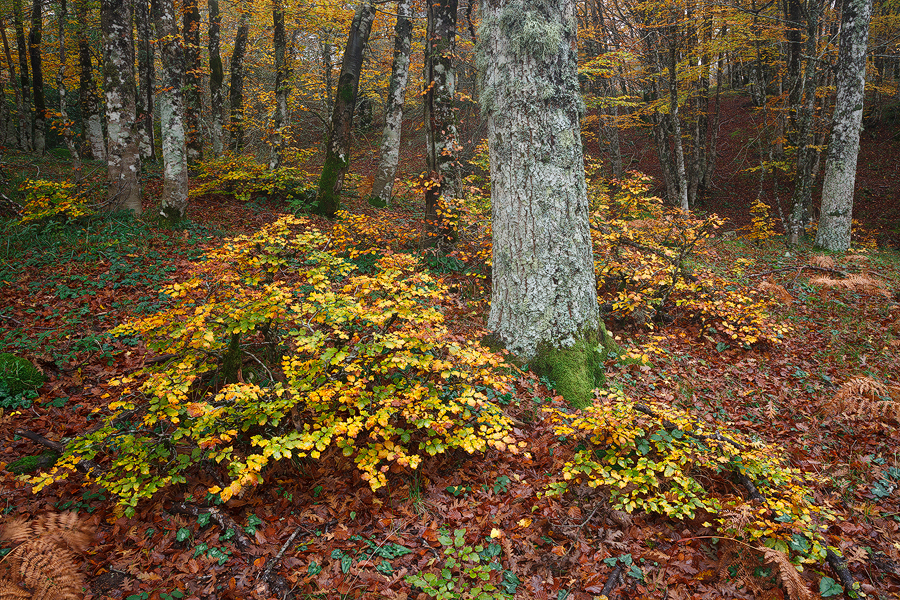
(529, 325, 616, 408)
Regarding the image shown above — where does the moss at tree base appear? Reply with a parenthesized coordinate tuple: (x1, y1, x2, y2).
(529, 325, 616, 408)
(6, 451, 58, 475)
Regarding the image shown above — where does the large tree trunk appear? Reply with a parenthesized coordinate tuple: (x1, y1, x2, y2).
(480, 0, 602, 406)
(207, 0, 224, 156)
(29, 0, 45, 155)
(56, 0, 81, 167)
(101, 0, 142, 214)
(815, 0, 873, 251)
(75, 0, 105, 160)
(183, 0, 201, 163)
(316, 1, 376, 217)
(229, 8, 249, 152)
(13, 0, 32, 152)
(269, 0, 288, 170)
(424, 0, 460, 247)
(0, 21, 25, 149)
(370, 0, 412, 204)
(152, 0, 189, 219)
(135, 0, 155, 160)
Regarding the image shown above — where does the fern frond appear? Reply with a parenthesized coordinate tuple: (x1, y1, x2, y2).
(809, 255, 835, 269)
(7, 539, 83, 600)
(758, 280, 793, 304)
(761, 546, 814, 600)
(0, 579, 31, 599)
(1, 512, 93, 553)
(809, 273, 890, 296)
(822, 376, 900, 422)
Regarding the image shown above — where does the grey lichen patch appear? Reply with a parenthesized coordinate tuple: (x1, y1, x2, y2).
(529, 328, 613, 408)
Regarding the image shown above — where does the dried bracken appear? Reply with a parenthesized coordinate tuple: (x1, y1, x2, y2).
(822, 376, 900, 422)
(809, 254, 836, 269)
(758, 280, 794, 304)
(715, 542, 814, 600)
(809, 273, 891, 296)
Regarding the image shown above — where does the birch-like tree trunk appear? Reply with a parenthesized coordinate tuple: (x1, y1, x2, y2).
(316, 1, 376, 217)
(101, 0, 142, 214)
(29, 0, 45, 155)
(152, 0, 189, 219)
(0, 22, 24, 149)
(370, 0, 412, 204)
(815, 0, 873, 252)
(207, 0, 224, 156)
(424, 0, 460, 247)
(75, 0, 105, 159)
(13, 0, 32, 152)
(56, 0, 81, 167)
(229, 8, 249, 152)
(183, 0, 202, 163)
(269, 0, 288, 170)
(135, 0, 155, 160)
(479, 0, 603, 406)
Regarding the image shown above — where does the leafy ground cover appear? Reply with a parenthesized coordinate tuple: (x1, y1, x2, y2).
(1, 124, 900, 600)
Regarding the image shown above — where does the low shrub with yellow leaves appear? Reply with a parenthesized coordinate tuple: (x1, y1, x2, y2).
(15, 179, 94, 226)
(546, 390, 833, 563)
(34, 216, 517, 515)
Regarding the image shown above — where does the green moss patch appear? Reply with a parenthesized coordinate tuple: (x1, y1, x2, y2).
(6, 451, 59, 475)
(0, 353, 45, 395)
(530, 327, 615, 408)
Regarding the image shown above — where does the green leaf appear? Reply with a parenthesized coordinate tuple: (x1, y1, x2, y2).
(197, 512, 211, 527)
(341, 553, 353, 573)
(175, 527, 191, 542)
(819, 577, 843, 597)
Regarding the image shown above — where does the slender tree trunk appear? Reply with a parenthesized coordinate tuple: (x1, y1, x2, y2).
(316, 1, 376, 217)
(183, 0, 201, 163)
(669, 55, 689, 211)
(75, 0, 105, 159)
(424, 0, 460, 247)
(816, 0, 873, 251)
(370, 0, 412, 204)
(322, 40, 334, 138)
(152, 0, 189, 219)
(135, 0, 155, 160)
(13, 0, 32, 152)
(0, 22, 24, 149)
(229, 8, 249, 152)
(101, 0, 142, 214)
(56, 0, 81, 167)
(269, 0, 288, 170)
(207, 0, 224, 156)
(29, 0, 45, 154)
(480, 0, 602, 406)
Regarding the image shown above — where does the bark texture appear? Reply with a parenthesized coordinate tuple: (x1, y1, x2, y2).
(815, 0, 873, 252)
(0, 21, 25, 149)
(370, 0, 412, 204)
(29, 0, 45, 155)
(13, 0, 32, 152)
(229, 9, 250, 152)
(152, 0, 189, 219)
(76, 0, 105, 160)
(102, 0, 142, 214)
(269, 0, 288, 170)
(316, 1, 376, 217)
(183, 0, 202, 163)
(479, 0, 600, 360)
(56, 0, 81, 167)
(424, 0, 460, 246)
(208, 0, 224, 156)
(135, 0, 155, 160)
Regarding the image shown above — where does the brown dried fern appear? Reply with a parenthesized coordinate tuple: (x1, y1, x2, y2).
(715, 541, 814, 600)
(1, 512, 93, 553)
(809, 273, 891, 296)
(809, 255, 836, 269)
(760, 546, 814, 600)
(0, 580, 30, 599)
(758, 280, 793, 304)
(822, 376, 900, 422)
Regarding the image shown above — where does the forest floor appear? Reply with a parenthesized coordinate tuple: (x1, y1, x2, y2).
(1, 95, 900, 600)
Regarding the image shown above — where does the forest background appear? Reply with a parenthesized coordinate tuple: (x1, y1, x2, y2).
(1, 0, 900, 599)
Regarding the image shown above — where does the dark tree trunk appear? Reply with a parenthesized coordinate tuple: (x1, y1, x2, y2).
(13, 0, 32, 152)
(316, 1, 377, 217)
(183, 0, 202, 163)
(56, 0, 81, 167)
(0, 20, 24, 149)
(269, 0, 288, 170)
(29, 0, 45, 154)
(229, 8, 249, 152)
(75, 0, 105, 159)
(424, 0, 460, 248)
(208, 0, 224, 156)
(135, 0, 155, 160)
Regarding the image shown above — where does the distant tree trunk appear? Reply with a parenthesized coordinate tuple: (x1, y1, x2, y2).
(13, 0, 32, 152)
(152, 0, 189, 219)
(56, 0, 81, 167)
(269, 0, 288, 170)
(75, 0, 105, 159)
(29, 0, 45, 155)
(135, 0, 155, 160)
(183, 0, 202, 163)
(668, 43, 689, 212)
(424, 0, 460, 247)
(815, 0, 873, 252)
(101, 0, 142, 214)
(207, 0, 224, 156)
(0, 22, 24, 149)
(370, 0, 412, 204)
(229, 8, 249, 152)
(480, 0, 603, 407)
(316, 1, 376, 217)
(322, 40, 334, 137)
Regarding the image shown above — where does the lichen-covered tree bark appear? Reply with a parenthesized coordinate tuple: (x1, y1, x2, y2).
(269, 0, 288, 170)
(75, 0, 105, 160)
(102, 0, 142, 214)
(229, 8, 250, 152)
(13, 0, 32, 152)
(183, 0, 202, 163)
(815, 0, 873, 252)
(0, 21, 25, 149)
(316, 1, 376, 217)
(424, 0, 460, 247)
(135, 0, 155, 160)
(28, 0, 45, 155)
(370, 0, 412, 204)
(479, 0, 603, 405)
(152, 0, 189, 219)
(207, 0, 224, 156)
(56, 0, 81, 168)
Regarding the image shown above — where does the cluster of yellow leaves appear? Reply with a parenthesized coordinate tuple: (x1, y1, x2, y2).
(747, 198, 777, 243)
(190, 155, 313, 204)
(546, 391, 832, 562)
(16, 179, 94, 226)
(36, 216, 515, 513)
